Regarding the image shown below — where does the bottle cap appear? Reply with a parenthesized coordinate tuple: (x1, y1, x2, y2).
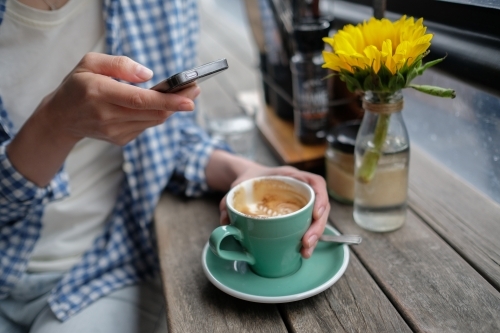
(326, 121, 361, 154)
(293, 20, 331, 52)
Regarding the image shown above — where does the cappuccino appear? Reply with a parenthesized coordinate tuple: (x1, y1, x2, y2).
(232, 179, 308, 218)
(212, 175, 315, 277)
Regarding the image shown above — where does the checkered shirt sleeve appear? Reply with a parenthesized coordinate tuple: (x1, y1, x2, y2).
(0, 99, 71, 296)
(0, 0, 232, 321)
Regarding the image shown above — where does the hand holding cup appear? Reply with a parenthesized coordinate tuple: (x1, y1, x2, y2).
(210, 176, 315, 278)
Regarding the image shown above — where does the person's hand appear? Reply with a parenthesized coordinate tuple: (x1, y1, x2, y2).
(34, 52, 200, 146)
(218, 164, 330, 259)
(7, 52, 200, 187)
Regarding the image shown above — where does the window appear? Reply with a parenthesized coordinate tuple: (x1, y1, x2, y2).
(322, 0, 500, 203)
(437, 0, 500, 10)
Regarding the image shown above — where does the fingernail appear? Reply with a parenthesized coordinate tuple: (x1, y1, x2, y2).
(306, 246, 315, 258)
(317, 206, 325, 217)
(307, 235, 318, 248)
(136, 65, 153, 80)
(177, 101, 194, 111)
(191, 86, 201, 99)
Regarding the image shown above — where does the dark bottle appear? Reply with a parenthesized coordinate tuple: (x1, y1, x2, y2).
(259, 0, 294, 121)
(291, 20, 332, 144)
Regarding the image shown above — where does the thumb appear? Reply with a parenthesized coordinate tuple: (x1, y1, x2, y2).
(76, 52, 153, 83)
(219, 194, 230, 225)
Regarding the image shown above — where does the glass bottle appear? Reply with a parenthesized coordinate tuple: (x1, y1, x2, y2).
(353, 90, 410, 232)
(325, 121, 360, 204)
(290, 20, 332, 144)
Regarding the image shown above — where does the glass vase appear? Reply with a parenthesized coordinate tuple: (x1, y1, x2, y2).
(353, 90, 410, 232)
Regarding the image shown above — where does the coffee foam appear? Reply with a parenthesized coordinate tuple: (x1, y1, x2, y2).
(232, 179, 309, 218)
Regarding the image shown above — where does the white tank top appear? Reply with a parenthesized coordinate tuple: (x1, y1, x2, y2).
(0, 0, 125, 272)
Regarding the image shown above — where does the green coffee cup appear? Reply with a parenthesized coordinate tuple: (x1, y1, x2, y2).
(209, 176, 315, 278)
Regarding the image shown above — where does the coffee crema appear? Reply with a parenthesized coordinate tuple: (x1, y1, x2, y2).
(232, 179, 308, 218)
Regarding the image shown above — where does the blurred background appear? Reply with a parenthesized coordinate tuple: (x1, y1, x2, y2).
(197, 0, 500, 204)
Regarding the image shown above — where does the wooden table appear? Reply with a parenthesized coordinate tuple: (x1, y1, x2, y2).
(153, 1, 500, 332)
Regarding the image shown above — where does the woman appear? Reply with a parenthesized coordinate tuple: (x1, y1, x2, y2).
(0, 0, 329, 331)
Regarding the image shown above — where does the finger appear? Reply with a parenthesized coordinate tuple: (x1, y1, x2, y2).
(98, 80, 198, 112)
(301, 204, 330, 258)
(219, 195, 230, 225)
(301, 242, 318, 259)
(95, 119, 165, 144)
(102, 105, 175, 123)
(306, 175, 329, 221)
(302, 204, 330, 247)
(282, 171, 327, 220)
(77, 53, 153, 83)
(174, 84, 201, 100)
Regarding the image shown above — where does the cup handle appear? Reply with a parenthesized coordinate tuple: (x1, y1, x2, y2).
(209, 225, 256, 265)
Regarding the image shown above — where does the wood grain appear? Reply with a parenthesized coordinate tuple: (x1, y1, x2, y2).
(154, 193, 288, 333)
(408, 146, 500, 290)
(159, 2, 500, 333)
(154, 192, 414, 333)
(280, 250, 412, 333)
(328, 200, 500, 333)
(256, 104, 327, 169)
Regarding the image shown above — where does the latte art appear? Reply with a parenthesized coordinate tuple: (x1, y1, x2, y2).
(232, 179, 309, 218)
(244, 201, 304, 217)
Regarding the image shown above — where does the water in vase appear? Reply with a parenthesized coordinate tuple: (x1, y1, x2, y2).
(353, 137, 409, 232)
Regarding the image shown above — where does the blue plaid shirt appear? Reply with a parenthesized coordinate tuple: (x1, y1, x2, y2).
(0, 0, 227, 321)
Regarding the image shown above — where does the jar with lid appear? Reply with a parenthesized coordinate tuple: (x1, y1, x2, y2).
(325, 121, 360, 204)
(290, 20, 332, 144)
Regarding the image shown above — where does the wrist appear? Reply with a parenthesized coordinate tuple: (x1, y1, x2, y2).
(6, 98, 79, 186)
(33, 94, 82, 148)
(225, 153, 262, 179)
(206, 150, 264, 191)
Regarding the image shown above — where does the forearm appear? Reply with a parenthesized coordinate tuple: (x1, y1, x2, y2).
(205, 150, 262, 192)
(6, 101, 77, 187)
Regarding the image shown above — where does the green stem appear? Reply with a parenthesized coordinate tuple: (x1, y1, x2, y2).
(357, 113, 391, 183)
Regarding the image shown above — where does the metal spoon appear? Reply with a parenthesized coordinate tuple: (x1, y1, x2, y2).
(319, 234, 362, 245)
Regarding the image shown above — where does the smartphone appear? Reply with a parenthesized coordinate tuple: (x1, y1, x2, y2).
(150, 59, 229, 93)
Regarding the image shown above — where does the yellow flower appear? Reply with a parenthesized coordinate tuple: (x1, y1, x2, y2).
(322, 16, 432, 74)
(322, 16, 454, 185)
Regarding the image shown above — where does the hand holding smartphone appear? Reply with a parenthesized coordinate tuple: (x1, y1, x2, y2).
(150, 59, 229, 93)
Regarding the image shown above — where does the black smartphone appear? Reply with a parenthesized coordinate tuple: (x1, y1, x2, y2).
(150, 59, 229, 93)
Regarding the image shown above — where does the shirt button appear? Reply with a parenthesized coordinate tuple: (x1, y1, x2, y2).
(122, 162, 133, 173)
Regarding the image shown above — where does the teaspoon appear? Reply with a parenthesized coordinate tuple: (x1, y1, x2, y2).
(319, 234, 362, 245)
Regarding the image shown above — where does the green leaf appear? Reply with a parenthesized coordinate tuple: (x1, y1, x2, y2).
(322, 73, 337, 80)
(389, 74, 405, 91)
(363, 75, 377, 91)
(409, 84, 456, 98)
(351, 65, 365, 73)
(388, 76, 398, 91)
(341, 74, 362, 92)
(353, 69, 369, 86)
(377, 63, 393, 89)
(399, 58, 410, 73)
(340, 68, 353, 77)
(414, 59, 422, 70)
(346, 81, 357, 92)
(405, 68, 419, 87)
(417, 56, 446, 75)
